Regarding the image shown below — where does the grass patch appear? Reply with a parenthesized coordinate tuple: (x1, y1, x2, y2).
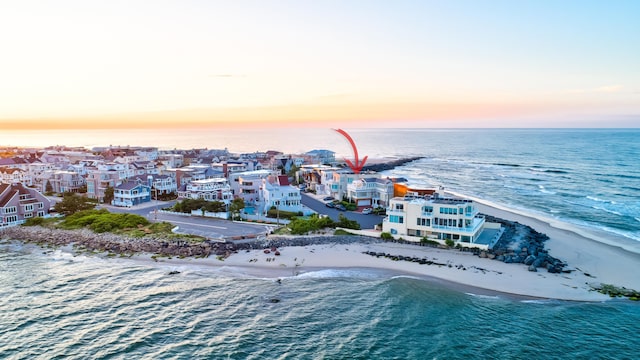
(334, 229, 356, 236)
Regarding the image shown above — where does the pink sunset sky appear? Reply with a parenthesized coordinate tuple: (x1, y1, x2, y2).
(1, 0, 638, 129)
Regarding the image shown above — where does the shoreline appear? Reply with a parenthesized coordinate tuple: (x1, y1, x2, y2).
(3, 198, 639, 302)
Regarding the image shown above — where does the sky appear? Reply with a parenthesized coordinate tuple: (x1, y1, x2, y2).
(0, 0, 638, 129)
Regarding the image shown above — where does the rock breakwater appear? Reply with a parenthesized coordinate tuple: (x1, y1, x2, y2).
(482, 214, 568, 273)
(0, 226, 232, 258)
(360, 157, 423, 172)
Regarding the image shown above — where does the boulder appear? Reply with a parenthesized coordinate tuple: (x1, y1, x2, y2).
(524, 255, 536, 266)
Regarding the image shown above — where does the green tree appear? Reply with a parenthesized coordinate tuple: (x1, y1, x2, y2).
(45, 180, 53, 194)
(228, 198, 245, 220)
(287, 164, 300, 183)
(104, 186, 114, 204)
(54, 194, 96, 216)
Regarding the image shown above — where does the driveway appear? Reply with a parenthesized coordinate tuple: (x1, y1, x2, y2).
(300, 193, 384, 230)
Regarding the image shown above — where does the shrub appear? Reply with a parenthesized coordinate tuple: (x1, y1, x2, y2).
(23, 217, 45, 226)
(420, 237, 440, 246)
(336, 214, 360, 230)
(445, 239, 455, 247)
(59, 209, 149, 233)
(288, 214, 337, 235)
(380, 232, 393, 240)
(267, 208, 300, 220)
(172, 198, 226, 213)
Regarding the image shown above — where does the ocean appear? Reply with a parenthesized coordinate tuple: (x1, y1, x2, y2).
(2, 128, 640, 358)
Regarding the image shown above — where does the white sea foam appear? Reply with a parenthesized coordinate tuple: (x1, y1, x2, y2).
(586, 195, 616, 204)
(592, 206, 624, 216)
(465, 293, 502, 300)
(294, 269, 380, 279)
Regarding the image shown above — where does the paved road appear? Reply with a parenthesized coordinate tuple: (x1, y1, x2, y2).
(99, 200, 273, 240)
(300, 193, 384, 230)
(153, 213, 274, 241)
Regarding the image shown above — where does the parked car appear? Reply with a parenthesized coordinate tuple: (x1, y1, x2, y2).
(325, 202, 335, 208)
(335, 204, 346, 211)
(323, 196, 334, 201)
(362, 207, 373, 215)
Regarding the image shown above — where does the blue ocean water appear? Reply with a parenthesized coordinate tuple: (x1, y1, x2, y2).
(2, 128, 640, 358)
(361, 129, 640, 244)
(2, 244, 640, 359)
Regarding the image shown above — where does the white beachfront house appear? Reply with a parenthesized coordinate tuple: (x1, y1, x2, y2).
(324, 170, 380, 201)
(346, 177, 394, 208)
(228, 169, 275, 204)
(178, 178, 233, 204)
(261, 175, 305, 216)
(382, 194, 502, 249)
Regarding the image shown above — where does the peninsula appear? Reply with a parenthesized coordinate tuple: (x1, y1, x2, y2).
(1, 146, 639, 302)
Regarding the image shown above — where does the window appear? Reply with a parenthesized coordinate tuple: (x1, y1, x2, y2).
(6, 215, 18, 223)
(389, 215, 404, 224)
(25, 204, 34, 212)
(395, 204, 404, 211)
(25, 213, 33, 218)
(38, 202, 44, 209)
(4, 206, 17, 214)
(422, 206, 433, 213)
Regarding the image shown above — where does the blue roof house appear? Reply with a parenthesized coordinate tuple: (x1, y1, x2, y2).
(112, 179, 151, 207)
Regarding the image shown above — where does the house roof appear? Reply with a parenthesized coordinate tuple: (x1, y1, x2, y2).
(116, 181, 147, 190)
(0, 183, 34, 207)
(277, 175, 290, 186)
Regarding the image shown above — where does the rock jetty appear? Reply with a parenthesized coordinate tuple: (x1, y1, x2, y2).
(482, 214, 568, 273)
(0, 227, 381, 259)
(0, 226, 233, 259)
(360, 157, 423, 172)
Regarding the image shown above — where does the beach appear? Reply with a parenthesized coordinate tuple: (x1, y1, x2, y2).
(114, 200, 639, 302)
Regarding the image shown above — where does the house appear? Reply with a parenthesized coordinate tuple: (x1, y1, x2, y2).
(261, 175, 304, 216)
(130, 161, 160, 176)
(130, 174, 177, 196)
(112, 179, 151, 207)
(86, 167, 121, 202)
(382, 193, 502, 249)
(158, 153, 184, 168)
(0, 168, 32, 186)
(0, 182, 51, 227)
(305, 149, 336, 165)
(177, 178, 233, 204)
(228, 170, 275, 204)
(0, 157, 30, 170)
(346, 177, 394, 208)
(324, 170, 378, 201)
(45, 170, 85, 193)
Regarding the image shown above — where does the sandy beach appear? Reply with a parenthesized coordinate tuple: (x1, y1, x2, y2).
(124, 200, 639, 302)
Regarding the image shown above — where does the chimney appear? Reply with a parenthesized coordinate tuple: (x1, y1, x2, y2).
(223, 162, 228, 178)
